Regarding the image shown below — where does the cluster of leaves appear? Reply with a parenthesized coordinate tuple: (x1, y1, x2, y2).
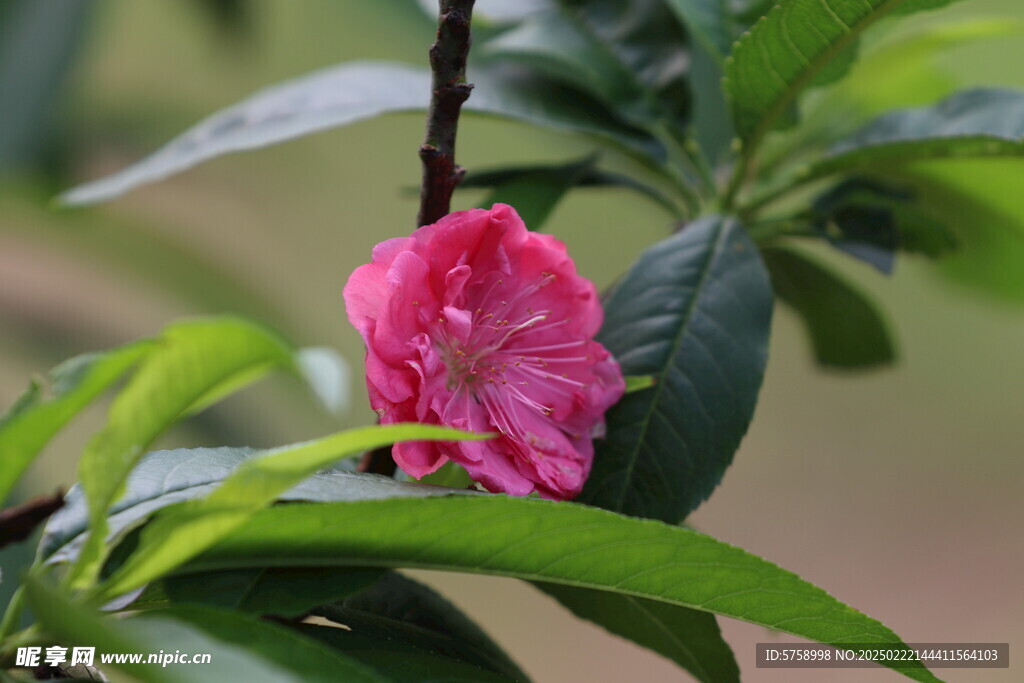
(5, 0, 1023, 680)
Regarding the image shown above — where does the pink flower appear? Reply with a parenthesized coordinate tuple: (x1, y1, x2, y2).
(344, 204, 624, 499)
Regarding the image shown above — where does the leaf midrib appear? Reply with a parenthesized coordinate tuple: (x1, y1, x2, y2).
(738, 0, 921, 151)
(612, 219, 731, 515)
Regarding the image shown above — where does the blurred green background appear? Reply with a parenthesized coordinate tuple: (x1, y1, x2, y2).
(2, 1, 1022, 680)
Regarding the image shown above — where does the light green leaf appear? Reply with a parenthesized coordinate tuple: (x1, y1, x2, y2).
(809, 88, 1024, 178)
(582, 216, 773, 522)
(0, 341, 153, 505)
(166, 496, 940, 683)
(899, 159, 1024, 303)
(537, 585, 739, 682)
(764, 246, 897, 369)
(23, 577, 333, 683)
(725, 0, 961, 148)
(68, 317, 305, 588)
(60, 62, 662, 205)
(622, 375, 656, 393)
(94, 424, 490, 599)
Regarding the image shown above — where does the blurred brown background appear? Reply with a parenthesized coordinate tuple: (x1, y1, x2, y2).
(2, 1, 1022, 680)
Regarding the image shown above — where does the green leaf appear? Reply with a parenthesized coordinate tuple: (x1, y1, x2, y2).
(60, 62, 663, 205)
(0, 342, 153, 505)
(462, 157, 680, 220)
(582, 216, 773, 522)
(22, 577, 331, 683)
(623, 375, 656, 393)
(482, 0, 690, 125)
(165, 496, 941, 683)
(151, 605, 387, 683)
(94, 424, 489, 599)
(294, 624, 516, 682)
(763, 246, 897, 369)
(308, 572, 529, 681)
(809, 88, 1024, 177)
(68, 317, 309, 588)
(725, 0, 961, 148)
(664, 0, 734, 60)
(131, 568, 372, 616)
(0, 0, 92, 171)
(417, 462, 475, 489)
(536, 585, 738, 682)
(133, 567, 387, 618)
(808, 178, 957, 272)
(897, 159, 1024, 303)
(41, 446, 476, 565)
(477, 156, 597, 228)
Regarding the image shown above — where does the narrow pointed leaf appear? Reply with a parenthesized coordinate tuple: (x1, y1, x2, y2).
(41, 446, 476, 565)
(60, 62, 662, 205)
(163, 496, 941, 683)
(0, 342, 153, 505)
(582, 216, 773, 522)
(133, 567, 387, 618)
(810, 88, 1024, 177)
(536, 584, 739, 682)
(764, 246, 896, 369)
(482, 0, 690, 125)
(310, 573, 529, 681)
(150, 605, 388, 683)
(69, 317, 308, 587)
(725, 0, 961, 147)
(95, 424, 490, 598)
(664, 0, 734, 60)
(23, 577, 338, 683)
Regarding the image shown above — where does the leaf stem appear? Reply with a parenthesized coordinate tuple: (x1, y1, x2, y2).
(417, 0, 477, 228)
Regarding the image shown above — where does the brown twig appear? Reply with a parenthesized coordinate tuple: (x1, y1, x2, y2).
(0, 490, 64, 550)
(416, 0, 476, 228)
(361, 1, 476, 477)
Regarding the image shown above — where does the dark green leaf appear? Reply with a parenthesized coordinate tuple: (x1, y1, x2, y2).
(809, 178, 957, 272)
(134, 567, 387, 618)
(482, 0, 690, 126)
(95, 425, 488, 599)
(478, 156, 596, 228)
(462, 157, 680, 219)
(0, 342, 153, 505)
(153, 604, 386, 683)
(294, 624, 515, 682)
(725, 0, 961, 147)
(166, 496, 940, 683)
(764, 246, 896, 369)
(536, 585, 739, 682)
(810, 88, 1024, 177)
(309, 573, 529, 681)
(42, 445, 478, 565)
(0, 0, 92, 171)
(23, 577, 324, 683)
(60, 62, 663, 205)
(664, 0, 734, 60)
(582, 216, 773, 522)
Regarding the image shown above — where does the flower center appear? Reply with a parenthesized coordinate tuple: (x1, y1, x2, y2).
(434, 272, 591, 433)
